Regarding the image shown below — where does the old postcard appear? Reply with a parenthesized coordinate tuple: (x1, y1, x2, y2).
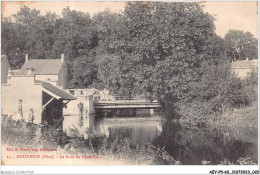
(1, 1, 258, 173)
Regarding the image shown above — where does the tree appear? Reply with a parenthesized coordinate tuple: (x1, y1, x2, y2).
(51, 7, 98, 88)
(204, 34, 229, 64)
(1, 6, 57, 69)
(2, 6, 99, 88)
(177, 60, 234, 118)
(93, 10, 135, 95)
(96, 2, 216, 118)
(224, 30, 258, 61)
(1, 17, 23, 69)
(68, 54, 98, 88)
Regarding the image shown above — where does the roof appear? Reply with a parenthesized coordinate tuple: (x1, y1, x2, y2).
(20, 59, 64, 75)
(1, 55, 8, 62)
(1, 55, 10, 67)
(41, 81, 77, 100)
(231, 60, 254, 69)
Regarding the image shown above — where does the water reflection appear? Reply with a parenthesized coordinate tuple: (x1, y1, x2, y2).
(93, 120, 162, 147)
(88, 106, 258, 165)
(90, 119, 257, 165)
(152, 122, 258, 165)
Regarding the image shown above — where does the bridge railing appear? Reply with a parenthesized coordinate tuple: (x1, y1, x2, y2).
(95, 96, 159, 103)
(64, 89, 157, 102)
(114, 96, 143, 101)
(94, 96, 143, 101)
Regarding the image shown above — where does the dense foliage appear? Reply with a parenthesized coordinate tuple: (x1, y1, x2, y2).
(178, 60, 257, 122)
(2, 2, 257, 119)
(225, 30, 258, 61)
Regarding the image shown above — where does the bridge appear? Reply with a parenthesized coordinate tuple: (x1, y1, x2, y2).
(63, 89, 161, 137)
(93, 97, 161, 118)
(94, 99, 161, 109)
(93, 96, 160, 109)
(64, 89, 161, 109)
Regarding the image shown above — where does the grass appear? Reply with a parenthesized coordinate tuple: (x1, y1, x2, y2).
(179, 101, 258, 143)
(209, 102, 258, 143)
(1, 115, 257, 165)
(1, 119, 176, 165)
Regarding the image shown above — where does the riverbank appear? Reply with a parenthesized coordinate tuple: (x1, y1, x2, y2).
(1, 121, 175, 165)
(178, 102, 257, 142)
(209, 103, 258, 143)
(1, 103, 257, 165)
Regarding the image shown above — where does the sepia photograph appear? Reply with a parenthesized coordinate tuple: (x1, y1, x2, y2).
(0, 0, 258, 173)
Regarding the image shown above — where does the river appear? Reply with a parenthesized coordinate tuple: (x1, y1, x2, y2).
(90, 109, 257, 165)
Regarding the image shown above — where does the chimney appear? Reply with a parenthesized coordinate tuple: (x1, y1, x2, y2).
(25, 54, 29, 63)
(61, 54, 65, 62)
(246, 57, 249, 61)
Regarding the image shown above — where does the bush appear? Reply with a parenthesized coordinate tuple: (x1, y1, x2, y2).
(1, 120, 59, 148)
(178, 60, 257, 122)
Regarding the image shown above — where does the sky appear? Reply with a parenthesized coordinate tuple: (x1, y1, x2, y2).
(1, 1, 258, 38)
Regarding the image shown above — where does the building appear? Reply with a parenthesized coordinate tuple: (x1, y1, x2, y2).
(231, 58, 258, 79)
(2, 74, 76, 126)
(1, 54, 77, 128)
(1, 54, 95, 133)
(19, 54, 69, 88)
(1, 55, 10, 84)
